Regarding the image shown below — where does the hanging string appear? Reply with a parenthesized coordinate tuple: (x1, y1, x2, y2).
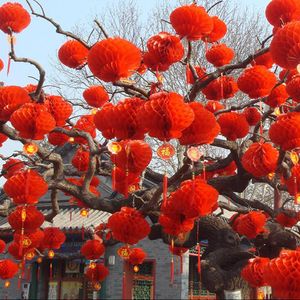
(259, 100, 264, 142)
(49, 261, 53, 281)
(180, 253, 183, 274)
(170, 238, 175, 284)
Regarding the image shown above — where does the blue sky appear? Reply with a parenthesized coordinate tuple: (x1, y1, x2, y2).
(0, 0, 270, 184)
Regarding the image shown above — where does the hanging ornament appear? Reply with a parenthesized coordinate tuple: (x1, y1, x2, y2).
(290, 151, 299, 165)
(108, 141, 122, 191)
(117, 245, 132, 260)
(23, 143, 38, 155)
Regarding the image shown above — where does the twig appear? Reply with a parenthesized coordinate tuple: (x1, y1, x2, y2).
(207, 1, 223, 13)
(94, 19, 109, 39)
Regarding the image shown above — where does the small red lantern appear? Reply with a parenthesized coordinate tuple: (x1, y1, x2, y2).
(14, 229, 44, 249)
(42, 227, 66, 250)
(8, 242, 34, 260)
(128, 248, 147, 266)
(0, 240, 6, 254)
(205, 101, 225, 113)
(0, 58, 3, 72)
(205, 44, 234, 67)
(2, 158, 24, 179)
(58, 40, 89, 69)
(80, 240, 105, 260)
(0, 259, 18, 280)
(73, 115, 96, 144)
(286, 74, 300, 102)
(72, 147, 90, 172)
(0, 133, 7, 146)
(159, 213, 195, 236)
(157, 143, 175, 160)
(85, 263, 109, 283)
(83, 86, 109, 108)
(48, 129, 70, 146)
(276, 210, 299, 227)
(117, 246, 132, 260)
(265, 84, 288, 108)
(251, 51, 274, 69)
(243, 107, 261, 126)
(202, 16, 227, 43)
(186, 65, 207, 85)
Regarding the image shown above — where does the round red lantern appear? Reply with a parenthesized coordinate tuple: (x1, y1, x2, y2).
(186, 65, 207, 85)
(83, 86, 109, 108)
(7, 242, 34, 260)
(286, 74, 300, 102)
(58, 40, 89, 69)
(205, 100, 225, 113)
(159, 213, 195, 236)
(73, 115, 96, 144)
(243, 107, 261, 126)
(170, 5, 213, 41)
(202, 16, 227, 43)
(265, 84, 288, 107)
(14, 229, 44, 249)
(88, 37, 141, 82)
(0, 259, 18, 279)
(0, 2, 30, 34)
(241, 142, 279, 177)
(0, 58, 3, 72)
(0, 239, 6, 254)
(48, 129, 70, 146)
(128, 248, 147, 266)
(113, 167, 141, 196)
(107, 207, 150, 245)
(179, 102, 220, 145)
(0, 133, 7, 147)
(279, 68, 299, 83)
(2, 158, 24, 179)
(217, 112, 249, 141)
(72, 147, 90, 172)
(251, 51, 274, 69)
(86, 263, 109, 282)
(80, 240, 105, 260)
(42, 227, 66, 250)
(285, 164, 300, 196)
(4, 169, 48, 205)
(237, 65, 277, 98)
(205, 44, 234, 67)
(276, 210, 299, 227)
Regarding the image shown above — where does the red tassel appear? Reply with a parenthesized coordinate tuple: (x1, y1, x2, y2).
(122, 271, 126, 300)
(197, 243, 201, 275)
(26, 265, 31, 281)
(81, 225, 84, 240)
(49, 261, 53, 280)
(220, 74, 224, 99)
(124, 169, 129, 199)
(163, 173, 168, 204)
(17, 274, 21, 289)
(112, 165, 116, 190)
(170, 258, 174, 284)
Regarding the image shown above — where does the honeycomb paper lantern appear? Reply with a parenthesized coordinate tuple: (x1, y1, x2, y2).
(73, 115, 96, 144)
(0, 58, 3, 72)
(128, 248, 147, 265)
(0, 2, 30, 34)
(42, 227, 66, 249)
(80, 240, 105, 260)
(186, 65, 207, 85)
(286, 74, 300, 102)
(276, 210, 299, 227)
(2, 158, 24, 179)
(71, 147, 90, 172)
(159, 213, 195, 236)
(285, 164, 300, 196)
(113, 167, 140, 196)
(83, 86, 109, 108)
(202, 16, 227, 43)
(88, 37, 142, 82)
(0, 259, 18, 279)
(48, 129, 70, 146)
(0, 133, 7, 147)
(86, 263, 109, 282)
(279, 68, 299, 83)
(265, 84, 289, 107)
(0, 240, 6, 254)
(7, 242, 34, 260)
(251, 51, 274, 69)
(205, 100, 225, 113)
(14, 229, 44, 250)
(243, 107, 261, 126)
(205, 44, 234, 67)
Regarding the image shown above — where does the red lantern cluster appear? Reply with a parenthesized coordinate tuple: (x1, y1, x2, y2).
(83, 86, 109, 108)
(265, 84, 288, 108)
(251, 51, 274, 69)
(71, 147, 90, 172)
(85, 263, 109, 282)
(107, 207, 151, 244)
(80, 240, 105, 260)
(88, 37, 141, 82)
(241, 142, 279, 177)
(202, 16, 227, 43)
(42, 227, 66, 249)
(243, 107, 261, 126)
(58, 40, 89, 69)
(128, 248, 147, 265)
(2, 158, 24, 179)
(0, 259, 18, 280)
(205, 44, 234, 67)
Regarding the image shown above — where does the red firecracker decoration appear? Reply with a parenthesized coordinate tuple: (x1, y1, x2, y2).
(251, 51, 274, 69)
(0, 259, 18, 279)
(0, 133, 7, 146)
(202, 16, 227, 43)
(88, 37, 141, 82)
(270, 21, 300, 69)
(42, 227, 66, 250)
(205, 100, 225, 113)
(0, 86, 31, 122)
(2, 158, 24, 179)
(217, 112, 249, 141)
(58, 40, 89, 69)
(205, 44, 234, 67)
(286, 74, 300, 102)
(241, 257, 270, 287)
(269, 112, 300, 150)
(85, 263, 109, 282)
(237, 65, 277, 98)
(80, 240, 105, 260)
(73, 115, 96, 144)
(10, 103, 56, 140)
(159, 213, 195, 236)
(0, 239, 6, 254)
(265, 84, 289, 107)
(179, 102, 220, 145)
(186, 65, 207, 85)
(138, 92, 194, 141)
(128, 248, 147, 266)
(243, 107, 261, 126)
(143, 32, 184, 72)
(71, 147, 90, 172)
(107, 207, 151, 245)
(241, 142, 279, 177)
(276, 210, 299, 227)
(0, 2, 30, 34)
(170, 5, 213, 41)
(83, 86, 109, 108)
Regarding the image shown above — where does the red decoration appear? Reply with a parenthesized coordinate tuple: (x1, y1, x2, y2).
(170, 5, 213, 41)
(157, 143, 175, 160)
(73, 115, 96, 144)
(186, 65, 207, 85)
(285, 164, 300, 196)
(48, 129, 70, 146)
(72, 147, 90, 172)
(88, 37, 141, 82)
(107, 207, 151, 244)
(80, 240, 105, 260)
(217, 112, 249, 141)
(14, 229, 44, 249)
(0, 2, 30, 34)
(179, 102, 220, 145)
(265, 84, 288, 107)
(251, 51, 274, 69)
(85, 263, 109, 282)
(169, 246, 189, 256)
(10, 103, 56, 140)
(0, 86, 31, 122)
(0, 133, 7, 146)
(138, 92, 194, 141)
(0, 58, 3, 72)
(279, 68, 299, 83)
(83, 86, 109, 108)
(286, 74, 300, 102)
(205, 44, 234, 67)
(8, 206, 44, 233)
(94, 98, 145, 140)
(159, 213, 195, 236)
(44, 95, 73, 126)
(269, 112, 300, 150)
(0, 259, 18, 279)
(241, 142, 279, 177)
(117, 246, 132, 260)
(243, 107, 261, 126)
(42, 227, 66, 250)
(237, 65, 277, 98)
(205, 101, 225, 113)
(202, 16, 227, 43)
(58, 40, 89, 69)
(0, 240, 6, 254)
(7, 242, 34, 260)
(128, 248, 147, 265)
(143, 32, 184, 72)
(270, 21, 300, 69)
(2, 158, 24, 179)
(265, 0, 300, 27)
(276, 210, 299, 227)
(241, 257, 270, 287)
(202, 76, 238, 100)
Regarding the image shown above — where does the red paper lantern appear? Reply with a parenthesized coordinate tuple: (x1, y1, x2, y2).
(269, 112, 300, 150)
(179, 102, 220, 145)
(241, 142, 279, 177)
(241, 257, 270, 287)
(107, 207, 151, 245)
(0, 86, 31, 122)
(48, 129, 70, 146)
(0, 2, 30, 34)
(279, 68, 299, 83)
(186, 65, 207, 85)
(0, 58, 3, 72)
(286, 74, 300, 102)
(88, 37, 141, 82)
(58, 40, 89, 69)
(237, 65, 277, 98)
(276, 210, 299, 227)
(0, 133, 7, 147)
(86, 263, 109, 282)
(42, 227, 66, 250)
(202, 76, 238, 100)
(44, 95, 73, 126)
(7, 242, 34, 260)
(111, 140, 152, 174)
(128, 248, 147, 265)
(0, 259, 18, 279)
(217, 112, 249, 141)
(2, 158, 24, 179)
(113, 167, 140, 196)
(94, 98, 145, 140)
(137, 92, 194, 141)
(10, 103, 56, 140)
(14, 229, 44, 249)
(170, 5, 213, 41)
(159, 213, 195, 236)
(205, 100, 225, 113)
(270, 21, 300, 69)
(8, 206, 44, 233)
(4, 169, 48, 205)
(243, 107, 261, 126)
(265, 84, 288, 107)
(73, 115, 96, 144)
(285, 164, 300, 196)
(143, 32, 184, 71)
(205, 44, 234, 67)
(251, 51, 274, 69)
(80, 240, 105, 260)
(83, 86, 109, 108)
(0, 240, 6, 254)
(72, 147, 90, 172)
(202, 16, 227, 43)
(265, 0, 300, 27)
